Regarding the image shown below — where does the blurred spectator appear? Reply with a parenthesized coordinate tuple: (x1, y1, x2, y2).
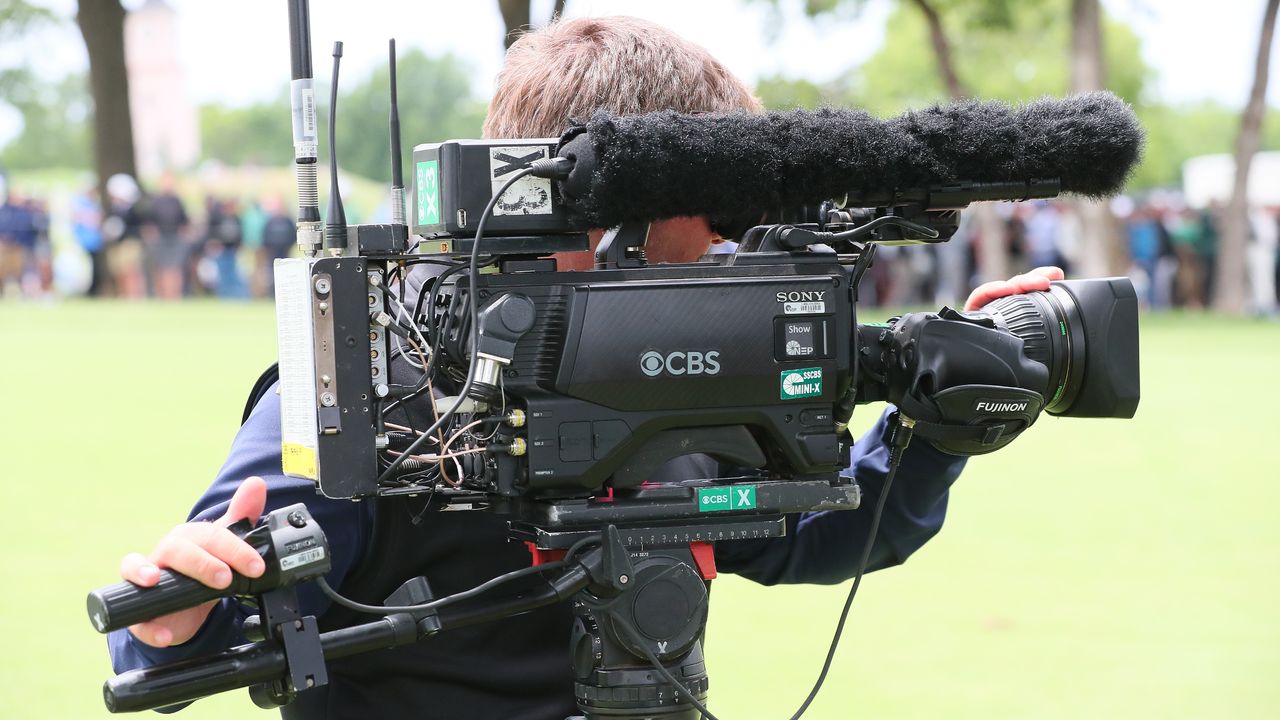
(1169, 208, 1208, 308)
(260, 196, 296, 296)
(27, 196, 51, 296)
(1248, 206, 1278, 316)
(140, 171, 192, 300)
(1197, 203, 1220, 302)
(0, 189, 33, 297)
(104, 173, 147, 299)
(933, 210, 973, 306)
(1127, 205, 1162, 308)
(240, 199, 267, 295)
(204, 198, 247, 299)
(1020, 201, 1063, 269)
(72, 187, 107, 296)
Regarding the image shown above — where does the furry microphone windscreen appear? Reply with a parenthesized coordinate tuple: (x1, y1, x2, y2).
(559, 91, 1143, 228)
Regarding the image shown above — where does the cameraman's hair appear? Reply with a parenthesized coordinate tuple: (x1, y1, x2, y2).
(484, 16, 762, 139)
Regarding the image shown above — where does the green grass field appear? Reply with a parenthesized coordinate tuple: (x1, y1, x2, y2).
(0, 301, 1276, 719)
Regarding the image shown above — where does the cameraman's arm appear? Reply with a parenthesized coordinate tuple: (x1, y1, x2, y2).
(714, 407, 965, 585)
(106, 384, 373, 678)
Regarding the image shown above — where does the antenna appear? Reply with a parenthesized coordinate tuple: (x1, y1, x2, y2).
(325, 41, 348, 252)
(286, 0, 321, 257)
(388, 38, 405, 226)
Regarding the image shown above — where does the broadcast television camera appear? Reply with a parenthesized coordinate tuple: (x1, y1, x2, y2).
(87, 4, 1142, 718)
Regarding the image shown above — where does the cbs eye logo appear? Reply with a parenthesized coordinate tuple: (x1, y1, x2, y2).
(639, 350, 722, 377)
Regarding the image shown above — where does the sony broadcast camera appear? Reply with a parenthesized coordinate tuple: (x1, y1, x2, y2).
(87, 4, 1142, 716)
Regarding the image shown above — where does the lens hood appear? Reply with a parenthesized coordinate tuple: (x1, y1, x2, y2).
(1046, 277, 1140, 418)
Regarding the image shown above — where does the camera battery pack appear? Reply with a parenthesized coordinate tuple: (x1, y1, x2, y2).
(411, 139, 587, 256)
(273, 257, 379, 497)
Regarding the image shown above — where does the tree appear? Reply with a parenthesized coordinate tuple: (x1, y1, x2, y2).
(76, 0, 136, 213)
(757, 1, 997, 282)
(1216, 0, 1280, 313)
(756, 0, 1152, 281)
(1069, 0, 1123, 278)
(906, 0, 967, 98)
(0, 69, 92, 170)
(498, 0, 567, 49)
(333, 50, 486, 184)
(0, 0, 54, 40)
(199, 51, 486, 186)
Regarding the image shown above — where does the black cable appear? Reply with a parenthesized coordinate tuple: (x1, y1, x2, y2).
(375, 166, 536, 485)
(610, 613, 720, 720)
(786, 413, 915, 720)
(599, 415, 915, 720)
(317, 561, 567, 614)
(382, 257, 497, 421)
(314, 534, 600, 615)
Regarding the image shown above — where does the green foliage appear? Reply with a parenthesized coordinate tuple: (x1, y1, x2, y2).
(754, 75, 827, 110)
(0, 0, 57, 40)
(0, 68, 92, 170)
(843, 0, 1148, 114)
(753, 0, 1280, 190)
(198, 92, 293, 167)
(199, 50, 486, 183)
(333, 50, 486, 183)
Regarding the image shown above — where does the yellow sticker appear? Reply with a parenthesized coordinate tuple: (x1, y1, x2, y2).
(282, 443, 318, 480)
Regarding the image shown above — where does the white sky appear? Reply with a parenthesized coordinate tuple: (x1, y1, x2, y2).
(1, 0, 1278, 146)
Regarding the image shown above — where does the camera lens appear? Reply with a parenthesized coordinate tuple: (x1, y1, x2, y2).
(980, 278, 1140, 418)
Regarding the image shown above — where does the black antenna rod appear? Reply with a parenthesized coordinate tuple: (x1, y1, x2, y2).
(325, 41, 348, 251)
(388, 38, 406, 226)
(286, 0, 321, 257)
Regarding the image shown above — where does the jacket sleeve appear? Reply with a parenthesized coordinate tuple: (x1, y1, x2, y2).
(106, 384, 373, 686)
(714, 407, 966, 585)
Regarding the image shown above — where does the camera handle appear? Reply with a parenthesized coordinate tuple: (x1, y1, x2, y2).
(595, 221, 651, 269)
(100, 527, 634, 713)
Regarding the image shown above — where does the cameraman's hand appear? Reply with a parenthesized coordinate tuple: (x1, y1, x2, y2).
(118, 476, 268, 647)
(964, 266, 1065, 311)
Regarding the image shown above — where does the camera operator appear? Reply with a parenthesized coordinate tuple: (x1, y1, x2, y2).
(107, 16, 1064, 719)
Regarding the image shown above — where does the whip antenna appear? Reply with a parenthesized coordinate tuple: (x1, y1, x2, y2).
(388, 38, 406, 226)
(286, 0, 321, 257)
(325, 41, 348, 251)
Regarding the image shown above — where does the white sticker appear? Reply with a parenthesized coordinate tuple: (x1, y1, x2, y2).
(490, 145, 553, 216)
(301, 89, 316, 137)
(274, 259, 320, 480)
(784, 301, 826, 315)
(281, 546, 326, 571)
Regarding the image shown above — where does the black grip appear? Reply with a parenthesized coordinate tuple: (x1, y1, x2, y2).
(88, 571, 227, 634)
(104, 640, 287, 713)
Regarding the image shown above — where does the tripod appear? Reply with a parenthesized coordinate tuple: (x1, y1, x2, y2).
(96, 479, 860, 717)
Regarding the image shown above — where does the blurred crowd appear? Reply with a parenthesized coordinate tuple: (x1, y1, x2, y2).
(0, 172, 298, 301)
(814, 197, 1279, 315)
(2, 175, 1279, 315)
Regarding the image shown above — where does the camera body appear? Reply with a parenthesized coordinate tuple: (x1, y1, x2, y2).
(273, 137, 1139, 529)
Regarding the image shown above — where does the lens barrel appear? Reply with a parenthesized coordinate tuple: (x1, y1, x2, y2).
(981, 277, 1139, 418)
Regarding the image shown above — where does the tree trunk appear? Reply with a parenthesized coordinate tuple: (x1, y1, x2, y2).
(498, 0, 531, 50)
(905, 0, 1009, 283)
(77, 0, 136, 215)
(1070, 0, 1104, 92)
(908, 0, 967, 99)
(551, 0, 567, 24)
(1215, 0, 1279, 313)
(1069, 0, 1121, 278)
